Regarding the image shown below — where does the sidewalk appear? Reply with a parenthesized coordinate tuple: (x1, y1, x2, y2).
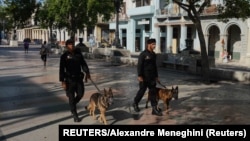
(209, 60, 250, 82)
(0, 48, 250, 140)
(215, 60, 250, 71)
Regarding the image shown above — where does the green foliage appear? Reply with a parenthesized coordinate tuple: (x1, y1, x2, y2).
(217, 0, 250, 22)
(4, 0, 39, 28)
(35, 0, 116, 39)
(0, 4, 11, 32)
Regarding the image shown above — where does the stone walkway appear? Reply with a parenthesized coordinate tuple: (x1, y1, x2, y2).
(0, 46, 250, 140)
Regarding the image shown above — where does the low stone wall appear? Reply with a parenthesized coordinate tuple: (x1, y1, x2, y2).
(91, 47, 132, 65)
(86, 50, 250, 82)
(210, 68, 250, 82)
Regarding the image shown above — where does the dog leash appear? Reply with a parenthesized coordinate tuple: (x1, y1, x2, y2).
(158, 81, 167, 89)
(89, 78, 101, 93)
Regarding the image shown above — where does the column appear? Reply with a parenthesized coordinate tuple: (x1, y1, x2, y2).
(152, 17, 160, 53)
(180, 24, 187, 50)
(245, 19, 250, 65)
(127, 19, 135, 52)
(165, 26, 168, 53)
(194, 30, 201, 51)
(167, 25, 173, 53)
(119, 28, 122, 47)
(180, 0, 187, 14)
(76, 29, 80, 42)
(84, 27, 87, 42)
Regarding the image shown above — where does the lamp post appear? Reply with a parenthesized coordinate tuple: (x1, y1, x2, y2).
(114, 0, 122, 48)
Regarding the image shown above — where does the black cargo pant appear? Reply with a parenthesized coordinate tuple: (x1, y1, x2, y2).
(65, 76, 84, 113)
(134, 80, 157, 107)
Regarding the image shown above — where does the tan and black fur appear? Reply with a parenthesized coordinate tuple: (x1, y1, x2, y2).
(145, 86, 178, 112)
(85, 88, 113, 125)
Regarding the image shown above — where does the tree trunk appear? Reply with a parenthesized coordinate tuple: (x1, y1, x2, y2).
(195, 21, 210, 83)
(70, 31, 75, 42)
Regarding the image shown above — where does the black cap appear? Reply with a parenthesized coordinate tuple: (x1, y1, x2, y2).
(147, 38, 156, 44)
(66, 39, 74, 46)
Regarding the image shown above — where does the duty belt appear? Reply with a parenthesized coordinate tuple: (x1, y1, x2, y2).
(68, 74, 81, 78)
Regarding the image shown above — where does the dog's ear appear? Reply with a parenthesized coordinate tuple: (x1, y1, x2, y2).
(109, 87, 113, 97)
(171, 87, 175, 93)
(176, 86, 178, 90)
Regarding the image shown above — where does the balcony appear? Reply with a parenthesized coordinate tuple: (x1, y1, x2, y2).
(201, 4, 219, 16)
(155, 8, 183, 19)
(109, 13, 129, 22)
(127, 5, 155, 16)
(156, 4, 219, 20)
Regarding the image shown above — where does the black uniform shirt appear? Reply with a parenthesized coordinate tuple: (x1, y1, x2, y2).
(59, 48, 90, 82)
(137, 49, 158, 81)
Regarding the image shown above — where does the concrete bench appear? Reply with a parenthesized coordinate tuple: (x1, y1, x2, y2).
(162, 55, 189, 71)
(91, 47, 131, 65)
(110, 48, 131, 65)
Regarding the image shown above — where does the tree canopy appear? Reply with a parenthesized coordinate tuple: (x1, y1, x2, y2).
(36, 0, 117, 40)
(3, 0, 39, 28)
(217, 0, 250, 22)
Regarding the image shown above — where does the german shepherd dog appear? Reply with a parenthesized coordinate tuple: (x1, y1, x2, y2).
(145, 86, 178, 113)
(85, 88, 113, 125)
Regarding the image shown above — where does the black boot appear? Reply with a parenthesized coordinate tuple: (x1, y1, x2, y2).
(133, 103, 140, 112)
(152, 106, 163, 116)
(72, 111, 81, 122)
(157, 106, 162, 112)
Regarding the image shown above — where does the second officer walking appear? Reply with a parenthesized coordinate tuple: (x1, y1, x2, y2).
(59, 39, 91, 122)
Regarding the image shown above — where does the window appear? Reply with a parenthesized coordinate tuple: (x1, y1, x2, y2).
(136, 0, 151, 7)
(136, 29, 141, 33)
(160, 26, 166, 33)
(187, 27, 192, 38)
(145, 24, 150, 32)
(173, 27, 179, 39)
(122, 29, 127, 34)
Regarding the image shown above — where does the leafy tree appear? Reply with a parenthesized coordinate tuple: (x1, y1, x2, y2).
(0, 5, 13, 39)
(36, 0, 117, 41)
(4, 0, 39, 28)
(217, 0, 250, 22)
(169, 0, 250, 83)
(35, 0, 59, 44)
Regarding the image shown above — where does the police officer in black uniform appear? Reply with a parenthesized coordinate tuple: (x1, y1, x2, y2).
(59, 39, 91, 122)
(133, 38, 162, 116)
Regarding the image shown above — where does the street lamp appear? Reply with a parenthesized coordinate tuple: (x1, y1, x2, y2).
(114, 0, 122, 48)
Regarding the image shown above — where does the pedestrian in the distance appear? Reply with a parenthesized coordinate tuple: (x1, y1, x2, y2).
(132, 38, 163, 116)
(40, 41, 48, 67)
(222, 49, 229, 63)
(24, 41, 29, 54)
(59, 39, 91, 122)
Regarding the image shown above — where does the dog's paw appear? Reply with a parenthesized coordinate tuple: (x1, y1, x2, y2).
(165, 110, 170, 114)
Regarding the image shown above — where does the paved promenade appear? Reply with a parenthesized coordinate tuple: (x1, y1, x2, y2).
(0, 46, 250, 140)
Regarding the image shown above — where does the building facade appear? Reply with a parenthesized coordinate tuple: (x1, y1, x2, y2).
(109, 0, 250, 66)
(15, 0, 250, 66)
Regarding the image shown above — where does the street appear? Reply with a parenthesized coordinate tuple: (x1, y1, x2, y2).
(1, 46, 250, 140)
